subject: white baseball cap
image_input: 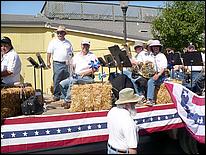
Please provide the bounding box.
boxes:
[81,39,90,45]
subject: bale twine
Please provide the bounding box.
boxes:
[69,82,112,112]
[1,85,35,118]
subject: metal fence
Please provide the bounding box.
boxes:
[42,1,163,23]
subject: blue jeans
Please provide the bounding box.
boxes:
[53,61,69,99]
[147,75,165,100]
[183,71,204,91]
[59,75,94,102]
[173,71,185,80]
[123,70,143,95]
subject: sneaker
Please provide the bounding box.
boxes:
[144,99,155,107]
[63,102,71,109]
[61,100,71,109]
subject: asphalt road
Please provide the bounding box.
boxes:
[91,132,186,154]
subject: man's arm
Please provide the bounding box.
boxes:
[79,68,97,77]
[47,53,52,68]
[128,148,137,154]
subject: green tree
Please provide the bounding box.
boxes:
[151,1,205,52]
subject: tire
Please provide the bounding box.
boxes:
[177,128,198,154]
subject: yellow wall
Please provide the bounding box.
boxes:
[1,27,135,94]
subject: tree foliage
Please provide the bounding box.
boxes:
[151,1,205,52]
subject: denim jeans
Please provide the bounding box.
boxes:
[53,61,69,99]
[147,75,165,100]
[59,75,94,103]
[123,70,143,95]
[173,71,185,80]
[183,71,204,92]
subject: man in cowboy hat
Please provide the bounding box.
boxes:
[107,88,143,154]
[122,42,145,95]
[47,25,74,102]
[145,40,168,106]
[133,41,144,59]
[130,40,155,97]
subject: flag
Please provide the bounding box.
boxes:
[1,104,184,153]
[164,81,205,144]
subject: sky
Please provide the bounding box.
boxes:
[1,1,165,15]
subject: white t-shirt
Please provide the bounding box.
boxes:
[153,52,168,72]
[72,51,98,74]
[107,107,139,150]
[136,50,154,63]
[1,49,21,84]
[136,51,167,73]
[47,38,73,62]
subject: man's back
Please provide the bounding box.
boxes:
[107,107,138,150]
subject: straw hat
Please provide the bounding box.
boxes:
[146,40,153,46]
[134,41,143,49]
[56,25,67,32]
[115,88,143,105]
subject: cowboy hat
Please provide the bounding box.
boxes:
[146,40,153,46]
[134,41,143,49]
[115,88,143,105]
[56,25,67,32]
[149,40,162,47]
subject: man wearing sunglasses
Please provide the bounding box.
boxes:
[47,25,73,102]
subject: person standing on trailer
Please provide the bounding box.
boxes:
[47,25,73,102]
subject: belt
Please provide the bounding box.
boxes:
[53,61,66,64]
[108,143,127,153]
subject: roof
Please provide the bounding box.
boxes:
[1,13,153,41]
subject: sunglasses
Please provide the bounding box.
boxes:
[57,31,65,34]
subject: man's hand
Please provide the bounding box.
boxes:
[47,53,52,69]
[153,73,159,81]
[130,58,138,66]
[47,62,51,69]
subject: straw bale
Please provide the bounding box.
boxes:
[155,83,172,104]
[171,79,183,84]
[155,79,182,104]
[69,82,112,112]
[1,86,35,118]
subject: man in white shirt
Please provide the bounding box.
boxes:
[59,39,100,108]
[145,40,168,106]
[123,42,145,95]
[107,88,142,154]
[47,25,73,101]
[1,37,21,85]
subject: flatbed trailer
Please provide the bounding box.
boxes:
[1,103,185,154]
[1,80,205,154]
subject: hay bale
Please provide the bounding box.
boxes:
[171,79,183,84]
[69,82,112,112]
[155,83,173,104]
[1,85,35,118]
